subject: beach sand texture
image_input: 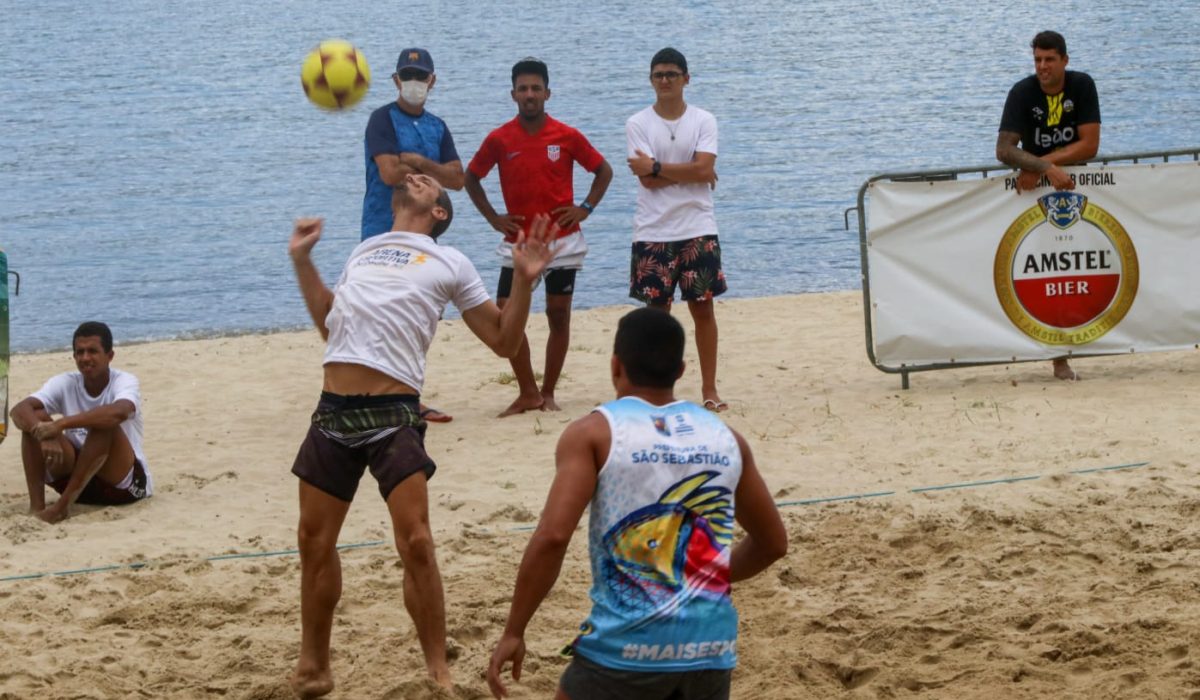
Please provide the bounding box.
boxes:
[1,292,1197,699]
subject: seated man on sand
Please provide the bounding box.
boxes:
[287,173,557,696]
[10,321,152,523]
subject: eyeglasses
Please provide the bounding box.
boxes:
[396,69,431,81]
[651,71,684,82]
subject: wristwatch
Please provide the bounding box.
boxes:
[579,201,594,214]
[651,160,662,177]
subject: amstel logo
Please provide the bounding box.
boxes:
[994,192,1138,345]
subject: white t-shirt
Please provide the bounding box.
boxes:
[625,105,719,243]
[324,231,491,391]
[31,367,153,494]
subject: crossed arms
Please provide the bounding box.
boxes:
[995,123,1100,192]
[375,152,465,191]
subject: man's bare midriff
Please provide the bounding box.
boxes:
[323,362,418,396]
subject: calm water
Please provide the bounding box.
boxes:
[1,1,1197,351]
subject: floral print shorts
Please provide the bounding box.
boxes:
[629,235,727,303]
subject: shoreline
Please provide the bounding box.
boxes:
[4,287,867,356]
[2,291,1198,698]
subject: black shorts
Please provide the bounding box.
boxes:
[497,266,577,299]
[50,457,150,506]
[560,653,731,700]
[291,392,436,502]
[629,236,727,304]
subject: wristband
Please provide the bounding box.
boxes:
[651,160,662,178]
[579,201,594,214]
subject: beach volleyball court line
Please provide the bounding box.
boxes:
[775,491,895,507]
[910,475,1042,493]
[0,540,387,582]
[0,460,1150,583]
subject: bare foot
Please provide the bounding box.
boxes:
[289,666,334,699]
[429,666,453,691]
[498,394,544,418]
[540,393,562,411]
[1052,358,1079,381]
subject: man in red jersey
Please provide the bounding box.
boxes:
[466,57,613,416]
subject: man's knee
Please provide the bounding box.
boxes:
[545,305,571,334]
[297,515,339,554]
[394,525,436,567]
[688,298,716,321]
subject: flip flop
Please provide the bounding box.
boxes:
[703,399,729,413]
[419,405,453,423]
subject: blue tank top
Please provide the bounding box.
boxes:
[572,396,742,672]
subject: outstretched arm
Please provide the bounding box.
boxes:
[487,413,607,698]
[289,218,334,340]
[461,214,557,357]
[728,429,789,583]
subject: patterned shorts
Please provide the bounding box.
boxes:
[629,235,727,304]
[291,392,436,502]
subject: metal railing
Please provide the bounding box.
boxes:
[852,147,1200,389]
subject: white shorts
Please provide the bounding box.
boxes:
[496,230,588,271]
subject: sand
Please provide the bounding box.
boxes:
[1,292,1198,699]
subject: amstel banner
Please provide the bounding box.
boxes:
[866,161,1200,367]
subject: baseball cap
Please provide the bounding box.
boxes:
[396,48,435,74]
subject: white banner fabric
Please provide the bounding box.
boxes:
[866,161,1200,367]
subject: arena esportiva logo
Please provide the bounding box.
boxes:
[994,192,1138,345]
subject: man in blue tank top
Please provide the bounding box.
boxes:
[487,307,788,699]
[362,48,465,241]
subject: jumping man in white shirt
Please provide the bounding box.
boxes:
[287,173,557,697]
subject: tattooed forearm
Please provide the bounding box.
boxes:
[995,132,1048,172]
